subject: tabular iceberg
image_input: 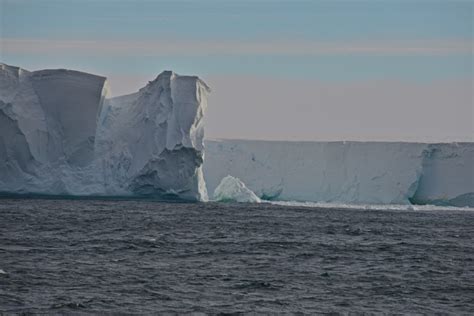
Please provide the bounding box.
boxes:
[0,63,210,201]
[203,140,474,207]
[2,62,472,206]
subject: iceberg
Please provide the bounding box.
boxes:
[213,175,261,203]
[0,63,210,201]
[2,62,472,206]
[203,140,474,207]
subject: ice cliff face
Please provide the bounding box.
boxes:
[411,143,474,207]
[96,71,209,200]
[203,140,474,207]
[0,63,210,200]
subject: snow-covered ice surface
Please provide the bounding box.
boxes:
[203,139,474,207]
[213,175,261,203]
[0,63,210,201]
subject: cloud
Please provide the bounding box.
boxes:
[2,38,472,57]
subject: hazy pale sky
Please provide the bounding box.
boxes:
[1,0,472,141]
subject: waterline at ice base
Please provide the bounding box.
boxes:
[1,64,473,208]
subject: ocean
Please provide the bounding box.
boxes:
[0,198,473,314]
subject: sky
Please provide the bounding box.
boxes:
[1,0,473,142]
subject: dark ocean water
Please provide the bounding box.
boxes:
[0,199,473,314]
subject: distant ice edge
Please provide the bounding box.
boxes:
[203,140,474,208]
[0,63,210,201]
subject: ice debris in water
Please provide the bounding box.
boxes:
[213,175,261,203]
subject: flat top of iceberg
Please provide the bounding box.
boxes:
[206,138,473,146]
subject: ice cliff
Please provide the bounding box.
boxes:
[0,63,210,200]
[203,140,474,207]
